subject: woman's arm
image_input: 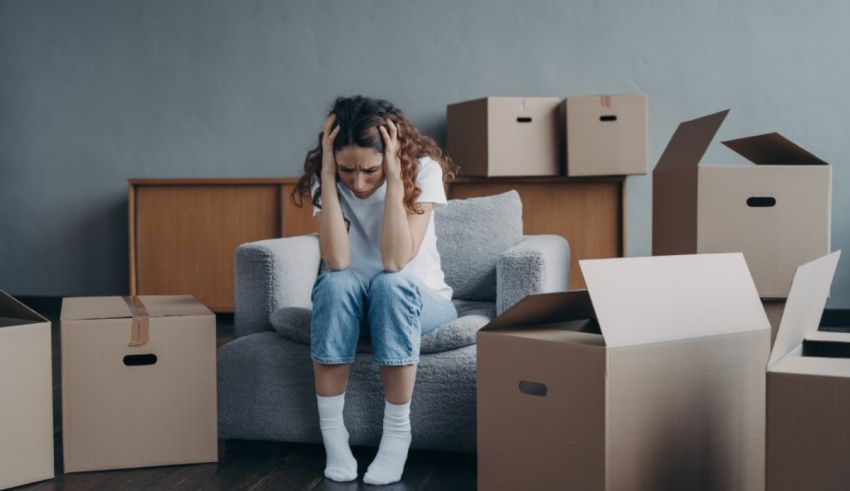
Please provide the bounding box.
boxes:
[379,119,433,272]
[381,176,433,271]
[317,114,351,270]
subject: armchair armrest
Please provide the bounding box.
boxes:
[496,235,570,315]
[234,235,320,338]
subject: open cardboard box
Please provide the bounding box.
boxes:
[477,253,769,490]
[61,295,218,473]
[766,250,848,491]
[653,109,831,299]
[0,291,54,490]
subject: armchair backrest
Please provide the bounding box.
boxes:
[434,190,523,301]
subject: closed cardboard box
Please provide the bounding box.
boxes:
[477,253,769,490]
[563,93,647,176]
[0,291,54,490]
[61,295,217,473]
[447,96,560,177]
[653,109,831,299]
[766,251,848,491]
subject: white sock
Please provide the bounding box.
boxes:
[317,393,358,482]
[364,400,412,485]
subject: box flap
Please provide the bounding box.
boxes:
[579,253,768,348]
[480,290,596,331]
[654,110,728,171]
[61,295,212,321]
[139,295,213,317]
[0,290,48,323]
[722,132,827,166]
[768,251,840,369]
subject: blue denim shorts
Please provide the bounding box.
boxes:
[310,269,458,365]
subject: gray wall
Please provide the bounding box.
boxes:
[2,0,848,307]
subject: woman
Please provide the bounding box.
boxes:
[292,96,458,485]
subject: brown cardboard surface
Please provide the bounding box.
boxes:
[564,93,647,176]
[654,109,728,171]
[477,325,606,491]
[722,132,827,166]
[652,166,699,256]
[447,96,560,177]
[477,254,768,490]
[606,330,767,490]
[766,251,847,491]
[61,295,217,473]
[767,372,850,491]
[762,299,785,347]
[62,294,213,320]
[484,290,597,331]
[768,251,840,368]
[0,291,54,490]
[652,110,832,299]
[697,165,831,299]
[580,253,768,347]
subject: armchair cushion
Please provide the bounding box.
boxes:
[434,190,523,301]
[270,300,495,354]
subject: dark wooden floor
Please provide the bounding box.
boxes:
[13,297,477,491]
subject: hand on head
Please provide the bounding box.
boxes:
[379,117,402,180]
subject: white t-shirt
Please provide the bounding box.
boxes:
[312,156,453,301]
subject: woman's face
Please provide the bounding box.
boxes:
[334,145,385,199]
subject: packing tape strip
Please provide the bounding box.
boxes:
[122,295,150,347]
[600,95,612,108]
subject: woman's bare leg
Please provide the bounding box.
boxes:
[379,364,417,404]
[313,362,352,396]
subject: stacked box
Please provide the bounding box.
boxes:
[447,94,647,177]
[563,93,647,176]
[447,97,561,177]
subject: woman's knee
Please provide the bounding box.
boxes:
[369,271,416,297]
[312,269,363,299]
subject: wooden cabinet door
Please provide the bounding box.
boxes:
[134,185,280,312]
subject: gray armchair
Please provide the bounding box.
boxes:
[218,190,569,452]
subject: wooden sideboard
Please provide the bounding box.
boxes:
[129,176,625,312]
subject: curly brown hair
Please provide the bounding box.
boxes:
[291,96,458,215]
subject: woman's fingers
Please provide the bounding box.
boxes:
[386,118,398,140]
[323,113,336,133]
[378,124,390,146]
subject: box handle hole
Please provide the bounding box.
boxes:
[516,117,532,123]
[123,354,158,366]
[600,115,618,122]
[518,380,547,397]
[747,197,776,207]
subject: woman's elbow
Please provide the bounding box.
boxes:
[381,256,410,272]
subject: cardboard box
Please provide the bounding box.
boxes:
[447,96,560,176]
[563,93,647,176]
[0,291,54,490]
[766,251,848,491]
[652,109,831,299]
[477,253,769,490]
[61,295,217,473]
